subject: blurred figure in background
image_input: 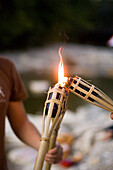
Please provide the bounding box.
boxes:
[0,56,63,170]
[107,35,113,47]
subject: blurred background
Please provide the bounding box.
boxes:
[0,0,113,50]
[1,0,113,169]
[0,0,113,114]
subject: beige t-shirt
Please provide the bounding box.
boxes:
[0,56,28,170]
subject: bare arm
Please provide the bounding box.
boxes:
[7,101,41,150]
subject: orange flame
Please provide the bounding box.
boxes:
[58,47,67,87]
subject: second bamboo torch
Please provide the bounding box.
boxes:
[69,76,113,112]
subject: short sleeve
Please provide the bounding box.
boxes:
[9,61,28,101]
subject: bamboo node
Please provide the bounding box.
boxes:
[40,137,50,143]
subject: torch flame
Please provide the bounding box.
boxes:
[58,47,67,87]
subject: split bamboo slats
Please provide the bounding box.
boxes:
[69,76,113,112]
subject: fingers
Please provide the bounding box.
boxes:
[45,143,63,164]
[110,112,113,120]
[45,155,61,164]
[48,143,61,155]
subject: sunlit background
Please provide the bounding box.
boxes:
[1,0,113,170]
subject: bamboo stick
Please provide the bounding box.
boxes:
[45,127,59,170]
[34,140,49,170]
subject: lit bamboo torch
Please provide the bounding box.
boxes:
[69,76,113,112]
[34,47,69,170]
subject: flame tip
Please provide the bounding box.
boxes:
[58,47,67,87]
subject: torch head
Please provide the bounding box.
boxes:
[68,76,113,112]
[44,85,69,118]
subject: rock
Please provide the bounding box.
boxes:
[2,44,113,77]
[7,147,37,170]
[74,129,96,155]
[28,80,49,94]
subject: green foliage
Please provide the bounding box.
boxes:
[0,0,113,50]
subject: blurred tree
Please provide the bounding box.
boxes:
[0,0,113,50]
[79,0,113,45]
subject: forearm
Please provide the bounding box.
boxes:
[15,120,41,150]
[7,102,41,150]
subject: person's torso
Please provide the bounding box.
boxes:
[0,57,13,170]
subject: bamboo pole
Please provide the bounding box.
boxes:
[45,127,58,170]
[34,140,49,170]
